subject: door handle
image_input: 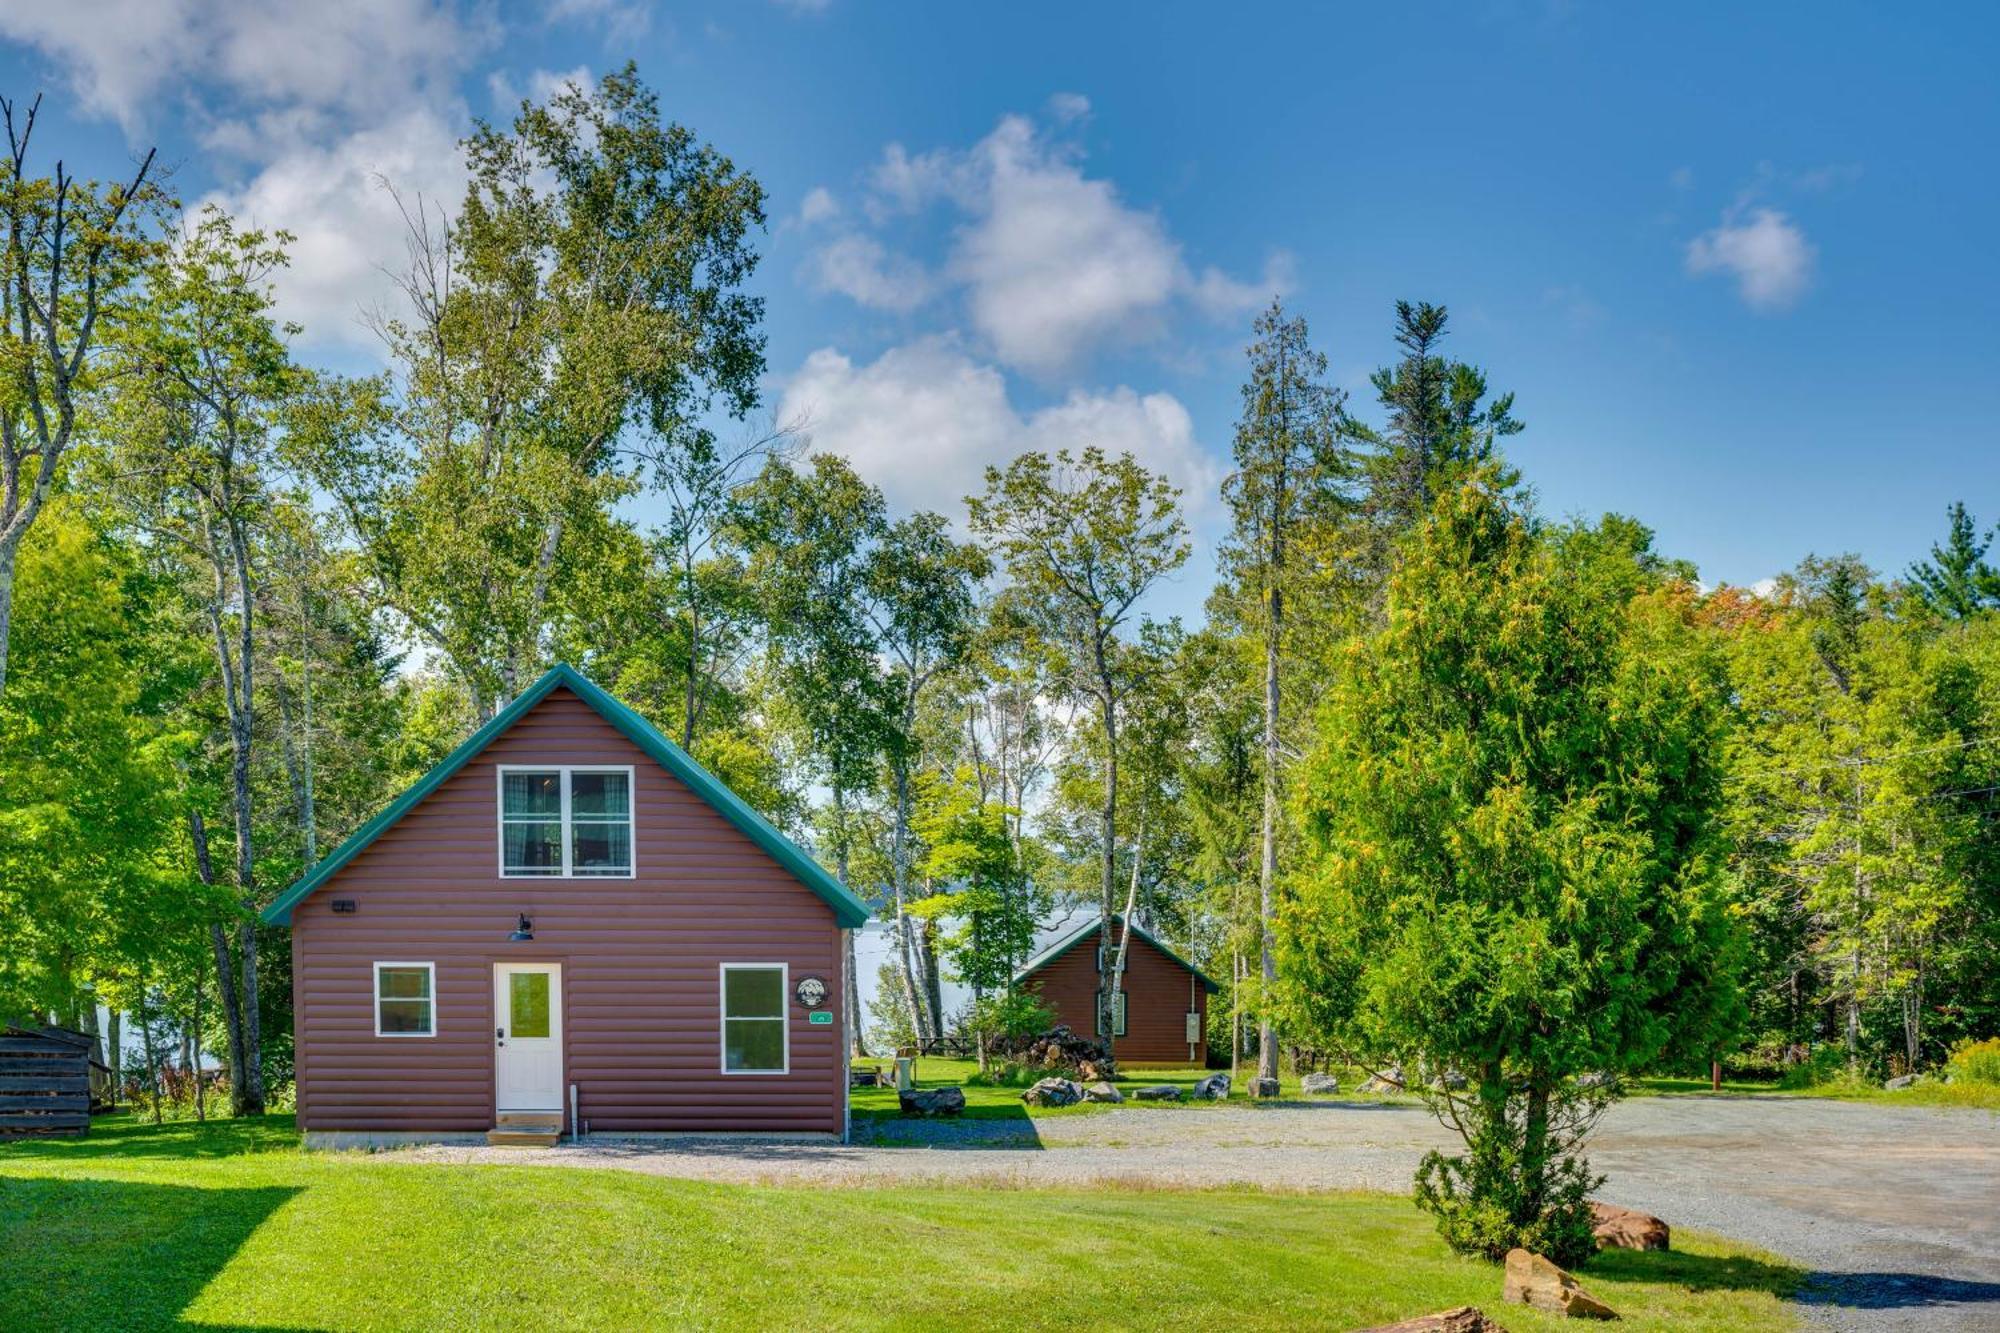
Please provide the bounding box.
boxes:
[496,1026,506,1046]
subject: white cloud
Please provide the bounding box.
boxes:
[805,235,934,312]
[544,0,651,42]
[1686,207,1815,312]
[853,111,1284,376]
[0,0,475,135]
[1047,91,1092,124]
[776,339,1220,523]
[1,0,497,353]
[797,186,841,227]
[202,106,469,351]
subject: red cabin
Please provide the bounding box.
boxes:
[1015,916,1219,1066]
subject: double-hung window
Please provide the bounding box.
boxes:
[720,964,788,1074]
[499,766,634,877]
[374,962,435,1037]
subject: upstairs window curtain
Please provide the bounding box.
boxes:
[501,769,632,877]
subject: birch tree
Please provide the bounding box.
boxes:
[0,94,160,700]
[970,447,1188,1041]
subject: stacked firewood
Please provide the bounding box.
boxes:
[990,1025,1117,1081]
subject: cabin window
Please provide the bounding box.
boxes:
[720,963,788,1074]
[374,962,435,1037]
[498,766,634,877]
[1096,990,1128,1039]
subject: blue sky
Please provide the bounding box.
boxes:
[3,1,1996,612]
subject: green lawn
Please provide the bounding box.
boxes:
[0,1114,1803,1331]
[849,1057,1416,1120]
[1632,1074,2000,1111]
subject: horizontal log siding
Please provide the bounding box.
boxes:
[291,688,843,1135]
[1024,925,1208,1065]
[0,1036,91,1136]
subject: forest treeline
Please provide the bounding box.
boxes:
[2,70,1995,1120]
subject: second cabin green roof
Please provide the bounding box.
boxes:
[260,663,872,929]
[1014,914,1220,993]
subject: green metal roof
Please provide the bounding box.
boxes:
[1013,914,1220,993]
[260,663,872,929]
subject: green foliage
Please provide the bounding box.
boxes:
[0,504,188,1019]
[1947,1036,2000,1085]
[1906,502,2000,620]
[908,770,1045,997]
[1280,472,1743,1262]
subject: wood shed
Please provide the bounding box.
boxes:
[0,1024,101,1137]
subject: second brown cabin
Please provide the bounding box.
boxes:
[1015,915,1220,1066]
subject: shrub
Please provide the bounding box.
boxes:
[1947,1038,2000,1085]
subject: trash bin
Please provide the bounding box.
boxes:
[895,1056,915,1092]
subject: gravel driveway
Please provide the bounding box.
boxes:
[393,1095,1998,1331]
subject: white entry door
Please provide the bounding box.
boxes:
[494,962,563,1111]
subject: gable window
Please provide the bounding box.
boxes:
[499,766,633,877]
[375,962,435,1037]
[720,964,788,1074]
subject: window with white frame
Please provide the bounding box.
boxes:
[720,964,787,1073]
[374,962,435,1037]
[499,766,633,877]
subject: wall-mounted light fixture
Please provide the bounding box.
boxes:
[509,913,534,942]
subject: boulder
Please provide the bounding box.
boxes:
[1503,1249,1618,1320]
[1192,1073,1232,1100]
[1574,1071,1619,1093]
[1434,1069,1468,1091]
[1360,1064,1406,1093]
[1589,1202,1669,1252]
[898,1086,965,1118]
[1883,1073,1917,1091]
[1301,1072,1342,1096]
[1354,1307,1509,1333]
[1134,1084,1182,1101]
[1082,1080,1124,1104]
[1250,1075,1281,1099]
[1022,1076,1083,1108]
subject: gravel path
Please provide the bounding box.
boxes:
[391,1095,1999,1331]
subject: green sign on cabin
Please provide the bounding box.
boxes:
[808,1011,834,1026]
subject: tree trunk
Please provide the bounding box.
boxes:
[139,983,162,1126]
[919,916,944,1039]
[1520,1080,1553,1219]
[1096,681,1120,1041]
[79,994,104,1067]
[843,928,867,1059]
[0,535,15,700]
[1230,948,1243,1082]
[1903,972,1923,1070]
[1258,573,1282,1086]
[193,950,207,1123]
[887,767,928,1044]
[1106,804,1145,1051]
[107,1009,122,1104]
[193,810,251,1114]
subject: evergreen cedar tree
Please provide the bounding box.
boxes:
[1278,469,1744,1264]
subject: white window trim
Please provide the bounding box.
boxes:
[496,764,637,879]
[373,961,437,1039]
[719,962,789,1076]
